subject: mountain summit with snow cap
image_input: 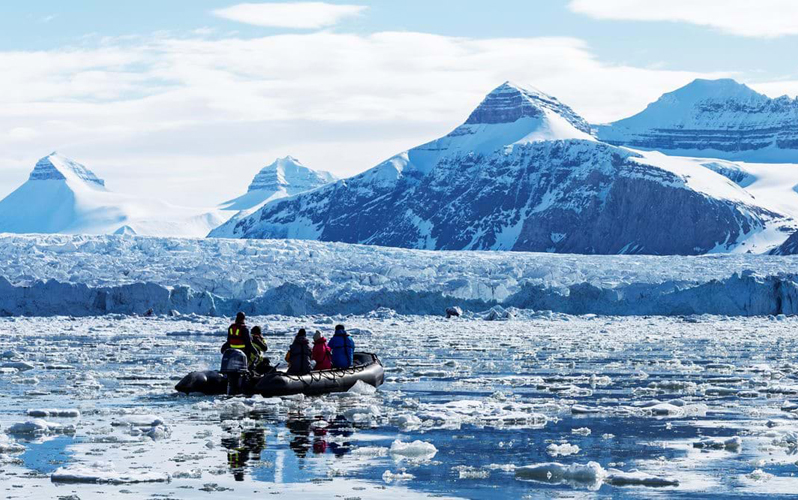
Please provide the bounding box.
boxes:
[0,153,225,236]
[597,78,798,161]
[219,156,336,213]
[211,81,787,255]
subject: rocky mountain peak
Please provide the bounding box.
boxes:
[28,153,106,188]
[464,81,591,134]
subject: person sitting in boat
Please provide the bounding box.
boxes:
[329,324,355,369]
[250,326,273,374]
[285,328,312,375]
[221,312,257,361]
[312,330,333,370]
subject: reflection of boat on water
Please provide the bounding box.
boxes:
[222,428,266,481]
[175,352,384,397]
[219,415,355,481]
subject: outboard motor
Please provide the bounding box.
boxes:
[220,349,249,396]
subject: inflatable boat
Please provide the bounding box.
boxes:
[175,352,384,397]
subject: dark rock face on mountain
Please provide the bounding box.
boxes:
[211,82,784,255]
[771,231,798,255]
[596,79,798,162]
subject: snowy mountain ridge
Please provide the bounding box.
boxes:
[219,156,336,213]
[596,78,798,161]
[28,153,106,186]
[0,153,226,237]
[211,81,790,255]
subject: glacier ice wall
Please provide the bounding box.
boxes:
[1,234,797,317]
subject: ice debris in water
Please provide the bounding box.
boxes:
[51,461,171,484]
[6,419,76,436]
[515,461,605,490]
[571,427,591,436]
[389,440,438,460]
[516,462,679,489]
[27,409,80,418]
[382,470,414,483]
[0,434,25,453]
[693,436,742,451]
[453,465,490,479]
[347,380,377,396]
[1,361,35,372]
[547,443,580,457]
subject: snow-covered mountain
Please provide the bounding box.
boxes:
[0,153,225,237]
[219,156,336,213]
[210,81,788,255]
[596,79,798,162]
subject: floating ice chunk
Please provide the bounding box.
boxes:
[382,470,414,483]
[547,443,580,457]
[453,465,489,479]
[51,461,170,484]
[1,361,35,372]
[343,405,381,421]
[515,461,605,489]
[693,436,742,451]
[605,469,680,487]
[347,380,377,396]
[113,414,164,427]
[27,409,80,418]
[173,469,202,479]
[351,446,389,457]
[6,419,75,436]
[392,414,422,429]
[390,439,438,460]
[571,405,600,414]
[0,434,25,453]
[746,469,773,482]
[572,427,591,436]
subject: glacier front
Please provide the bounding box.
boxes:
[1,234,798,317]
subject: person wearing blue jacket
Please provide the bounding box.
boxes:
[328,324,355,368]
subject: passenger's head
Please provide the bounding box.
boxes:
[251,325,262,337]
[297,328,307,337]
[313,330,323,342]
[235,311,246,323]
[335,324,345,333]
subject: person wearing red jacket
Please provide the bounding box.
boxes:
[311,330,333,370]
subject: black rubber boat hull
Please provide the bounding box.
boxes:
[175,352,384,397]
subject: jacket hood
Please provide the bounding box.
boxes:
[314,337,327,344]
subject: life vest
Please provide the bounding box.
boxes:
[228,325,246,349]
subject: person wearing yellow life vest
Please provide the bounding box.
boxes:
[221,312,256,362]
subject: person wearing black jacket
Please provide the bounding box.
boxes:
[221,312,256,361]
[285,328,312,375]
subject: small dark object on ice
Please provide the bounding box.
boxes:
[144,308,154,317]
[446,306,462,318]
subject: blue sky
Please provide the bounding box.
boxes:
[1,1,796,206]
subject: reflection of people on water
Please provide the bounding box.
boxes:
[285,415,354,459]
[222,428,266,481]
[287,418,312,459]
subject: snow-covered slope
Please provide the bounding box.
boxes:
[2,234,798,316]
[212,81,787,255]
[0,153,225,237]
[596,79,798,162]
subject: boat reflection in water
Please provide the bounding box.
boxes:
[222,428,266,481]
[221,414,355,481]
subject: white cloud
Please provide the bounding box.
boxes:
[212,2,367,29]
[0,30,793,206]
[569,0,798,38]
